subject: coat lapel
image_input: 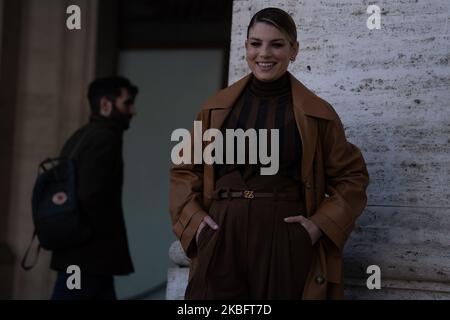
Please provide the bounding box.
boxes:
[290,74,319,184]
[201,74,252,111]
[209,109,231,130]
[203,109,232,207]
[291,76,336,176]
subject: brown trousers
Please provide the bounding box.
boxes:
[185,171,313,300]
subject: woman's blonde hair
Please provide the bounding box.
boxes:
[247,7,297,45]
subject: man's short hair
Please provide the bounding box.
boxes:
[87,76,138,115]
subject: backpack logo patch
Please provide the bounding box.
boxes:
[52,192,68,205]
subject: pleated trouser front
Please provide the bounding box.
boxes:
[185,171,313,300]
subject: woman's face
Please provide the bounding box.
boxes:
[246,22,299,82]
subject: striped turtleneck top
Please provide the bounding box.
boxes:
[216,72,302,180]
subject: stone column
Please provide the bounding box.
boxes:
[166,241,190,300]
[0,0,25,299]
[0,0,98,299]
[0,0,3,71]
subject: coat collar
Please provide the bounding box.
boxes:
[201,71,335,121]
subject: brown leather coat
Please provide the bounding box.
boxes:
[169,72,369,299]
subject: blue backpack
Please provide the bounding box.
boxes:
[21,130,93,270]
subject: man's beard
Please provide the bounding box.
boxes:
[110,105,132,130]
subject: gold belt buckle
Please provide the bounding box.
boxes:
[243,190,255,199]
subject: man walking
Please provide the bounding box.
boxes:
[50,76,138,300]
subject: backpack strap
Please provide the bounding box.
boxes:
[21,230,41,271]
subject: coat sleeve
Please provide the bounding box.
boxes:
[169,111,208,259]
[309,111,369,251]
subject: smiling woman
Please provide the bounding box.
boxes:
[245,8,298,82]
[169,7,369,300]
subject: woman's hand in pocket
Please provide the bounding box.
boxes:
[284,215,322,245]
[196,215,219,244]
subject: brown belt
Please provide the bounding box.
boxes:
[212,188,301,200]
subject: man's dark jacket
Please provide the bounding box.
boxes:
[50,115,134,275]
